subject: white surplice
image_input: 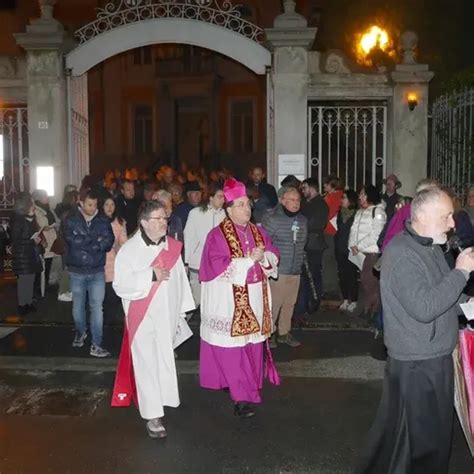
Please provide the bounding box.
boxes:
[113,233,195,420]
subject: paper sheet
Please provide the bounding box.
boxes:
[329,215,338,231]
[348,251,365,271]
[460,303,474,321]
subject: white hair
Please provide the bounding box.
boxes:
[411,186,447,222]
[154,189,171,201]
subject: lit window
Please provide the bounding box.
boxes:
[0,135,4,180]
[230,100,254,153]
[36,166,55,197]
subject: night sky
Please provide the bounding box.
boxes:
[307,0,474,94]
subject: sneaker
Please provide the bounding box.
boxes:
[146,418,167,439]
[277,332,301,348]
[72,331,87,348]
[58,292,72,302]
[339,299,349,311]
[347,302,358,313]
[90,344,111,358]
[269,333,277,349]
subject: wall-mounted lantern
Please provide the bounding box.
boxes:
[407,92,418,111]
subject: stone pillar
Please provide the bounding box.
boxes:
[390,31,434,196]
[265,0,317,186]
[15,0,69,204]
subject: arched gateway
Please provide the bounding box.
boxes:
[62,0,271,185]
[66,0,271,76]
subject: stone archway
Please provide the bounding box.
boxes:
[64,0,271,186]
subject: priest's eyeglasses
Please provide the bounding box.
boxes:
[148,216,169,222]
[232,201,253,209]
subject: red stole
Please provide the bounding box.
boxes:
[111,237,182,408]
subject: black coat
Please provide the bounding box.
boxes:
[300,195,329,251]
[246,181,278,208]
[115,195,141,236]
[334,210,356,256]
[10,214,43,275]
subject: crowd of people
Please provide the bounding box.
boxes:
[8,167,474,344]
[7,164,474,468]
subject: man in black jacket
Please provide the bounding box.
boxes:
[294,178,329,318]
[246,167,278,208]
[63,189,114,357]
[116,180,141,235]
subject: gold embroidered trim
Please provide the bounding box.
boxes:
[220,218,272,337]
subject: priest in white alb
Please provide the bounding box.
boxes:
[112,200,194,438]
[199,178,280,418]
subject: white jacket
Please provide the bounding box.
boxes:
[184,205,225,270]
[348,204,386,254]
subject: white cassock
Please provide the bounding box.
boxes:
[113,232,195,420]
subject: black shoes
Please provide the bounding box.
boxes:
[17,304,37,316]
[234,402,255,418]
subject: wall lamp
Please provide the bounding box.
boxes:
[407,92,418,111]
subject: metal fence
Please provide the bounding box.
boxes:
[308,102,387,192]
[430,88,474,200]
[0,107,29,211]
[0,106,28,274]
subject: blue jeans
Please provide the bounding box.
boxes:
[70,271,105,347]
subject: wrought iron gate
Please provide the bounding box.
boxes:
[308,102,387,191]
[0,107,29,211]
[430,88,474,200]
[0,107,28,273]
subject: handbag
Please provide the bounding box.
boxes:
[50,235,65,255]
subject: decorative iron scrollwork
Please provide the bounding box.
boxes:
[77,0,263,45]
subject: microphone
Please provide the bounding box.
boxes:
[449,235,465,255]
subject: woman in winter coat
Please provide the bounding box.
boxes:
[32,189,59,292]
[349,184,386,317]
[10,192,44,315]
[334,189,359,313]
[102,196,127,324]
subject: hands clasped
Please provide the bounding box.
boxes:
[249,246,265,263]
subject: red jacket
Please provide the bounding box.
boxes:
[324,190,343,236]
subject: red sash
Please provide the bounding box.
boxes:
[111,237,182,408]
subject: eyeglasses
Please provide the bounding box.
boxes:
[232,202,253,209]
[148,216,169,222]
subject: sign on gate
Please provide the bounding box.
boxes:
[308,102,387,191]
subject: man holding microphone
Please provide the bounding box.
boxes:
[355,185,474,473]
